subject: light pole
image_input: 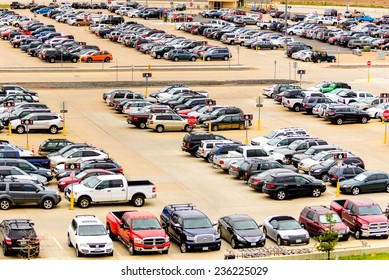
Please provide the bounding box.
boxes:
[346,0,349,12]
[283,0,288,51]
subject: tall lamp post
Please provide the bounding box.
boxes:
[283,0,288,50]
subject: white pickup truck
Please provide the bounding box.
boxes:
[65,174,156,208]
[212,146,284,170]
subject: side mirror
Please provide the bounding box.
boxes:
[95,186,101,190]
[119,223,123,229]
[173,223,181,228]
[258,224,263,228]
[35,188,39,193]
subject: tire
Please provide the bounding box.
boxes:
[16,125,25,134]
[3,243,9,256]
[129,241,137,255]
[108,251,114,256]
[156,54,161,59]
[312,187,322,197]
[321,174,329,182]
[41,198,54,209]
[49,125,58,134]
[76,246,83,257]
[276,190,286,200]
[162,249,169,254]
[145,16,149,20]
[139,122,146,129]
[206,56,211,61]
[156,125,164,133]
[67,234,73,247]
[106,224,117,240]
[231,237,238,249]
[212,125,218,131]
[293,104,301,112]
[277,236,283,246]
[184,125,192,132]
[381,235,388,239]
[49,57,55,63]
[351,186,360,195]
[86,57,92,63]
[273,46,277,50]
[361,117,368,124]
[180,241,187,253]
[239,123,245,130]
[77,196,91,208]
[132,195,145,207]
[316,59,321,63]
[385,185,389,193]
[354,227,362,239]
[190,56,196,61]
[71,57,78,63]
[173,56,179,62]
[331,58,336,63]
[229,41,234,45]
[336,118,343,125]
[223,56,229,61]
[104,57,110,63]
[284,156,292,165]
[0,199,11,210]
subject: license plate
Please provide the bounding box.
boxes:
[20,241,27,245]
[202,247,208,251]
[296,239,301,243]
[93,249,103,252]
[338,234,343,237]
[251,243,256,246]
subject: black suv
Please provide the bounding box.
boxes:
[239,159,285,181]
[160,204,221,253]
[197,106,243,124]
[327,165,365,186]
[324,106,370,125]
[0,219,39,257]
[263,173,326,200]
[40,48,80,63]
[181,132,228,156]
[38,138,75,155]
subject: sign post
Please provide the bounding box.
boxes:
[21,119,33,150]
[256,96,264,131]
[367,60,371,83]
[65,162,81,210]
[333,152,347,197]
[142,72,152,97]
[383,110,389,144]
[59,101,68,136]
[236,45,240,66]
[242,114,253,144]
[205,100,216,132]
[297,69,306,87]
[4,101,14,136]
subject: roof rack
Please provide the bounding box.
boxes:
[169,203,195,212]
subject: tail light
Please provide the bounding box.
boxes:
[287,100,290,104]
[220,160,224,164]
[244,171,248,177]
[40,147,45,150]
[5,238,12,245]
[117,167,123,173]
[332,174,338,179]
[233,167,237,171]
[150,120,154,124]
[185,143,190,148]
[266,183,275,189]
[252,179,261,183]
[305,103,308,107]
[152,187,156,193]
[34,237,40,243]
[60,120,64,122]
[342,99,346,103]
[116,105,120,108]
[201,150,204,155]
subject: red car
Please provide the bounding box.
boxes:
[177,105,205,119]
[57,169,114,191]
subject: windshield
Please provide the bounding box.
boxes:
[312,152,326,161]
[233,219,258,230]
[78,225,106,236]
[287,141,300,150]
[267,137,282,146]
[319,214,342,224]
[305,148,316,155]
[183,217,213,229]
[278,219,301,230]
[132,218,162,230]
[264,131,277,139]
[139,106,150,113]
[358,205,383,216]
[82,177,101,189]
[75,171,88,179]
[322,158,335,167]
[62,149,76,157]
[353,173,368,182]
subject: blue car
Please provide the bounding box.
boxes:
[35,7,52,15]
[356,15,375,22]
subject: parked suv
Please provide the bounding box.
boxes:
[261,135,312,153]
[198,106,243,124]
[49,147,109,168]
[239,158,286,181]
[0,159,53,181]
[67,215,113,257]
[324,106,370,125]
[203,47,232,61]
[0,219,40,257]
[251,127,309,146]
[181,132,228,156]
[10,112,64,134]
[0,178,61,210]
[147,113,192,133]
[291,145,339,167]
[40,48,80,63]
[38,138,75,155]
[327,164,365,186]
[299,206,350,240]
[107,91,144,107]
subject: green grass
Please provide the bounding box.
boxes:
[279,1,386,8]
[338,253,389,260]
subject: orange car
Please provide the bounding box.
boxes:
[81,50,113,63]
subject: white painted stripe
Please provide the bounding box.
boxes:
[116,250,122,257]
[53,237,63,250]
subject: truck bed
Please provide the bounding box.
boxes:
[127,180,153,186]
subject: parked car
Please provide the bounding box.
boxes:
[81,50,113,63]
[10,112,64,134]
[38,138,75,155]
[164,49,198,61]
[324,106,370,125]
[202,114,249,131]
[57,169,114,191]
[248,168,296,192]
[262,215,310,246]
[146,113,193,133]
[339,171,389,195]
[217,214,266,249]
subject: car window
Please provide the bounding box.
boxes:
[295,176,309,184]
[110,179,123,188]
[306,211,315,220]
[376,174,388,180]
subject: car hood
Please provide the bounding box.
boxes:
[358,215,388,224]
[132,229,167,239]
[278,228,308,237]
[184,227,217,236]
[273,148,294,155]
[235,228,264,240]
[77,235,112,244]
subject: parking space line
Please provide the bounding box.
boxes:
[53,237,63,250]
[116,251,122,257]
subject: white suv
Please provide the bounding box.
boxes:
[67,215,113,257]
[10,112,64,134]
[251,127,309,146]
[49,147,109,168]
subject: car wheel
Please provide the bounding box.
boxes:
[71,57,78,63]
[49,125,58,134]
[239,123,245,130]
[316,59,321,63]
[106,224,117,240]
[277,236,283,246]
[180,241,187,253]
[129,241,137,255]
[156,125,164,133]
[385,185,389,193]
[231,237,238,249]
[276,190,286,200]
[184,125,192,132]
[49,57,55,63]
[206,56,211,61]
[67,234,73,247]
[76,246,83,257]
[273,46,277,50]
[41,198,54,209]
[145,16,149,20]
[77,23,80,27]
[77,196,91,208]
[156,54,161,59]
[104,57,110,63]
[0,199,11,210]
[16,125,25,134]
[293,104,301,112]
[212,125,218,131]
[132,195,145,207]
[331,58,336,63]
[223,56,229,61]
[336,118,343,125]
[191,56,196,61]
[351,186,360,195]
[354,227,362,239]
[312,187,322,197]
[321,174,329,181]
[361,117,368,124]
[139,122,146,129]
[86,57,92,63]
[173,56,179,62]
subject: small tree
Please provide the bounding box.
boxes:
[314,212,339,260]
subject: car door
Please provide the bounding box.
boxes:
[35,115,51,130]
[283,176,298,196]
[92,179,111,202]
[221,116,232,130]
[294,175,312,195]
[109,179,126,201]
[169,214,182,242]
[171,114,184,130]
[22,183,42,203]
[304,210,318,235]
[231,115,241,129]
[8,183,26,204]
[268,219,279,241]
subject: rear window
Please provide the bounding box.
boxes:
[9,228,37,239]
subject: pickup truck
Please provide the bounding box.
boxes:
[106,210,170,255]
[127,105,174,129]
[212,145,283,170]
[160,204,221,253]
[330,198,388,239]
[256,21,272,29]
[0,151,50,169]
[64,174,156,208]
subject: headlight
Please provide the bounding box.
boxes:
[362,224,369,230]
[79,243,87,247]
[305,233,309,238]
[280,234,289,239]
[215,232,220,239]
[134,238,143,244]
[313,169,321,173]
[107,241,113,247]
[165,236,170,242]
[186,236,195,241]
[56,191,60,195]
[236,235,245,242]
[46,171,52,176]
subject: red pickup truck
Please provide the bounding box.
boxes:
[330,198,388,239]
[106,210,170,255]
